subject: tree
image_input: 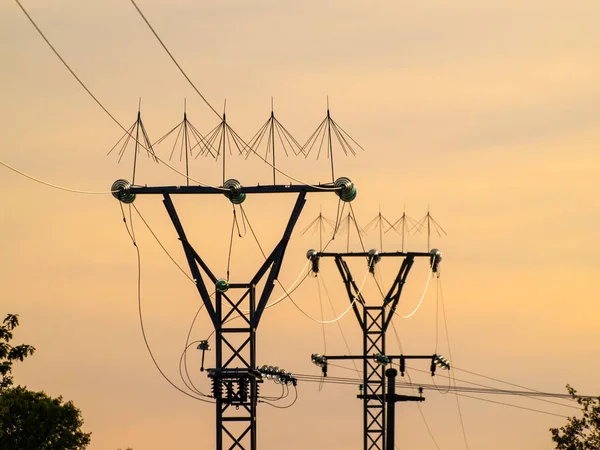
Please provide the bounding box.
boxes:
[0,314,35,391]
[0,386,91,449]
[0,314,91,449]
[550,385,600,450]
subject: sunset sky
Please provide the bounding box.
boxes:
[1,1,599,449]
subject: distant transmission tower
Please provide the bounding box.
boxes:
[308,248,449,450]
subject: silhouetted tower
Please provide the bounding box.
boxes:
[111,176,357,450]
[308,248,445,450]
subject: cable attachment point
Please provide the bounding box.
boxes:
[223,179,246,204]
[215,278,230,293]
[111,179,136,204]
[311,353,328,377]
[431,354,451,376]
[374,353,391,366]
[334,177,357,202]
[367,249,381,273]
[429,248,443,273]
[258,365,297,386]
[306,249,320,274]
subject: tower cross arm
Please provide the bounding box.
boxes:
[129,183,338,195]
[317,251,431,258]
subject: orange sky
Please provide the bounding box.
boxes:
[1,1,599,449]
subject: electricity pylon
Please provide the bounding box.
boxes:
[111,177,357,450]
[308,249,445,450]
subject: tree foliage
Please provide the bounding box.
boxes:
[0,314,35,391]
[550,385,600,450]
[0,314,91,449]
[0,386,91,450]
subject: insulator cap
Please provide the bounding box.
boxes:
[334,177,357,202]
[215,278,229,293]
[306,249,318,261]
[368,249,381,263]
[430,248,442,261]
[223,179,246,204]
[430,248,443,273]
[197,340,211,351]
[111,179,136,204]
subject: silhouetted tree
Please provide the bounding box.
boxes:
[0,314,91,449]
[550,385,600,449]
[0,314,35,391]
[0,387,91,449]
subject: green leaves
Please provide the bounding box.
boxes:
[0,387,91,450]
[550,385,600,450]
[0,313,90,449]
[0,314,36,392]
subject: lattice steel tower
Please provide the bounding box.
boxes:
[112,177,357,450]
[308,249,443,450]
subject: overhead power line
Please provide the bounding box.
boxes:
[0,158,114,194]
[14,0,227,190]
[118,204,215,403]
[128,0,221,119]
[293,373,578,419]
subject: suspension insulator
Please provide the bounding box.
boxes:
[223,179,246,204]
[215,278,229,293]
[111,179,136,204]
[239,379,249,403]
[211,378,222,399]
[334,177,357,202]
[367,249,380,273]
[225,381,234,401]
[306,249,318,261]
[306,249,320,274]
[368,249,380,262]
[429,248,443,273]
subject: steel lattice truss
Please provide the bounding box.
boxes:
[317,252,431,450]
[163,191,307,450]
[363,306,386,450]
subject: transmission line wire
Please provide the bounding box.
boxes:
[131,204,196,284]
[393,267,433,319]
[438,277,470,449]
[118,204,215,403]
[259,386,299,409]
[128,0,220,118]
[455,393,569,419]
[298,374,572,419]
[320,271,361,374]
[404,368,442,450]
[14,0,228,190]
[317,274,328,354]
[389,314,441,449]
[0,158,115,194]
[294,372,583,398]
[406,364,581,411]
